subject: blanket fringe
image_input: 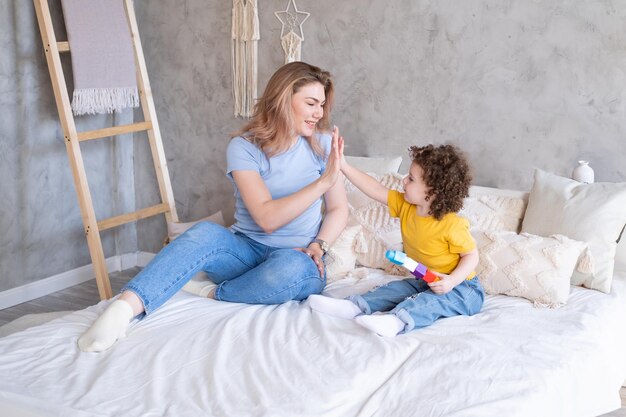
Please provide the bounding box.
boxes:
[72,87,140,116]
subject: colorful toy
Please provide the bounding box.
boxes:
[385,250,439,283]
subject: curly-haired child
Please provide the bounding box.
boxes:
[309,142,484,337]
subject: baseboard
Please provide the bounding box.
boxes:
[0,251,155,310]
[136,251,156,267]
[119,251,155,270]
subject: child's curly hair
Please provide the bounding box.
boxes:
[409,144,472,220]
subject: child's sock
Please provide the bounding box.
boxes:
[78,300,134,352]
[182,275,217,298]
[355,313,405,337]
[308,294,362,319]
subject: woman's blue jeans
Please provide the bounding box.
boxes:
[122,222,326,315]
[347,276,484,333]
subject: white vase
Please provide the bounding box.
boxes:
[572,160,594,183]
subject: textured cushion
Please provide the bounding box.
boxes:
[352,204,404,272]
[167,211,225,241]
[475,231,586,307]
[345,173,405,272]
[344,155,403,175]
[325,225,361,283]
[521,169,626,293]
[460,186,528,233]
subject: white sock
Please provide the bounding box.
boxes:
[355,313,405,337]
[78,300,134,352]
[181,273,217,298]
[308,294,362,319]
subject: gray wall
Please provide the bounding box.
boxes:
[135,0,626,251]
[1,0,625,291]
[1,0,137,292]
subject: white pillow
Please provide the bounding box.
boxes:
[521,169,626,293]
[616,229,626,272]
[460,186,528,233]
[344,155,402,175]
[167,211,225,242]
[475,231,587,307]
[325,225,361,283]
[469,185,528,200]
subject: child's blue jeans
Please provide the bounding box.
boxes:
[347,276,484,333]
[123,221,326,315]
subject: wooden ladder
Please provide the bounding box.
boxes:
[33,0,179,300]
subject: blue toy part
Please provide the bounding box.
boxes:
[385,249,439,283]
[385,250,406,265]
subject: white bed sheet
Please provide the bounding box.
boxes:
[0,270,625,417]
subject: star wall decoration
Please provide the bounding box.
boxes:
[274,0,310,40]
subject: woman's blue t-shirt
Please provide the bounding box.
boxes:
[226,133,331,249]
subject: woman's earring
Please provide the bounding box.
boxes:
[425,195,430,202]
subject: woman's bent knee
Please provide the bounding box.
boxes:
[269,249,322,278]
[182,221,231,243]
[252,250,324,303]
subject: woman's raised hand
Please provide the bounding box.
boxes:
[321,126,343,188]
[337,134,345,165]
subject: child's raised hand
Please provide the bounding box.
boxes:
[427,272,455,295]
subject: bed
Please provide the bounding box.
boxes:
[1,168,625,417]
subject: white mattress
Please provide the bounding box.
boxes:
[0,269,625,417]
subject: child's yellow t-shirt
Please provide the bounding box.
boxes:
[388,190,476,279]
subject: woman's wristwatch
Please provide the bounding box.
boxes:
[311,238,329,254]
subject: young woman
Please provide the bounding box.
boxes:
[79,62,348,352]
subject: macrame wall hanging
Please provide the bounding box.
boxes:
[274,0,310,64]
[231,0,259,118]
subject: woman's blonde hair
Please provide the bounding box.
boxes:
[236,62,334,157]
